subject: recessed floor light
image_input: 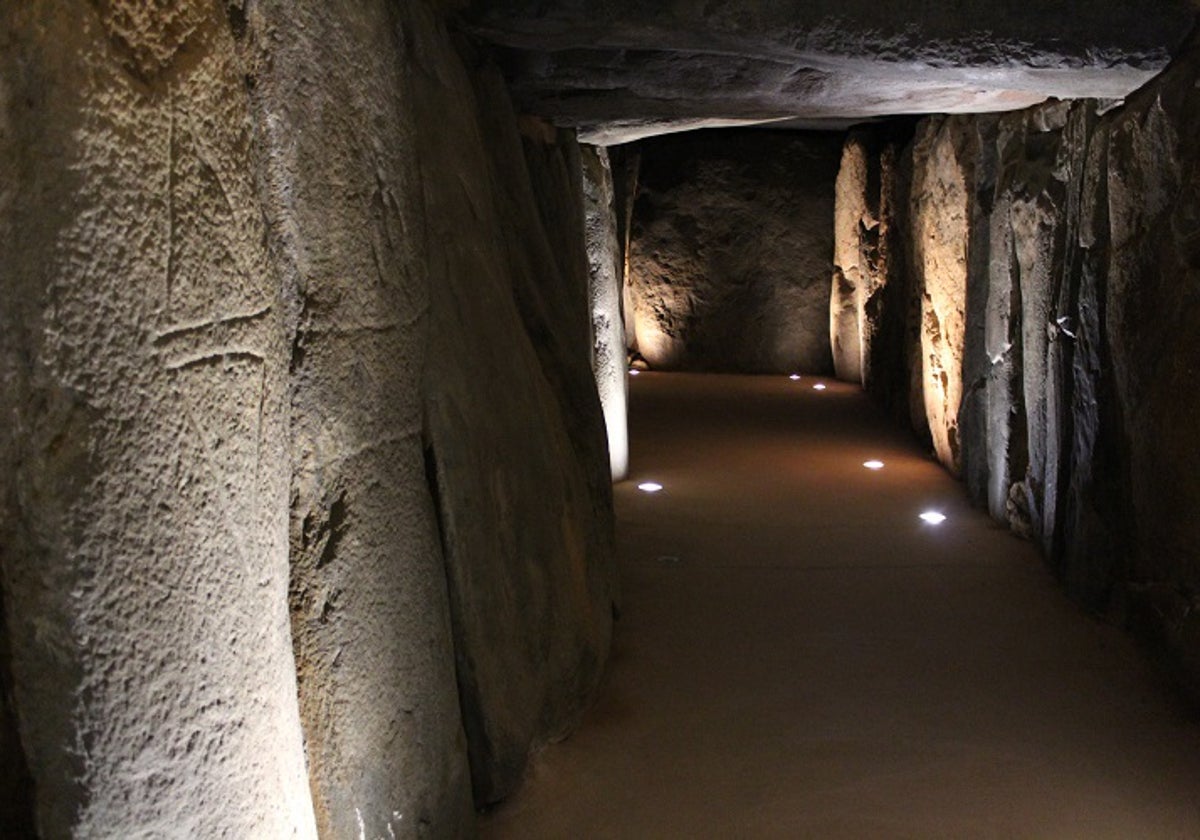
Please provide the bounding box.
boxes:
[637,482,663,493]
[813,383,827,391]
[863,460,885,470]
[789,374,801,381]
[629,369,641,376]
[920,511,947,525]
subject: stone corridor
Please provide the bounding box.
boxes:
[483,373,1200,838]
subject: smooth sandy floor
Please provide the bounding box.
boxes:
[480,373,1200,839]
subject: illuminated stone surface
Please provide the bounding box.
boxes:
[909,115,980,477]
[627,130,840,373]
[831,135,870,383]
[3,0,1200,834]
[0,3,316,835]
[838,30,1200,697]
[246,3,472,835]
[582,145,630,481]
[1,0,616,834]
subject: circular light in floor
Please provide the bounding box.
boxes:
[637,482,664,493]
[629,369,641,376]
[919,511,947,525]
[813,383,827,391]
[789,374,801,381]
[863,460,885,470]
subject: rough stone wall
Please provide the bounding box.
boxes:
[839,30,1200,699]
[1,0,617,832]
[0,3,317,836]
[413,30,617,807]
[1103,39,1200,692]
[628,130,841,373]
[831,126,917,393]
[582,145,630,481]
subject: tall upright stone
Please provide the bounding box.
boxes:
[245,1,475,835]
[0,3,316,835]
[582,145,630,481]
[909,116,975,475]
[832,136,869,382]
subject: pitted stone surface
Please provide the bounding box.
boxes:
[1,1,618,834]
[582,144,630,481]
[0,3,316,836]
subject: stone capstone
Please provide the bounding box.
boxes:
[627,129,841,374]
[467,0,1196,143]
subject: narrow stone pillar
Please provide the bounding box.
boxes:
[582,145,630,481]
[832,136,868,382]
[0,3,316,836]
[909,117,972,475]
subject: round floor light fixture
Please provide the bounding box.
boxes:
[637,482,664,493]
[863,460,885,470]
[919,511,947,525]
[813,383,827,391]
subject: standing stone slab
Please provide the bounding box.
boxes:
[832,135,870,382]
[412,20,617,806]
[909,116,976,475]
[582,145,630,481]
[1103,33,1200,692]
[0,3,316,835]
[245,1,474,835]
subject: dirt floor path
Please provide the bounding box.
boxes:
[480,373,1200,839]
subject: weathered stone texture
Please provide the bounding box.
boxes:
[0,3,317,836]
[909,116,977,476]
[628,130,840,374]
[844,30,1200,699]
[831,135,869,382]
[245,2,474,836]
[413,28,617,806]
[832,126,916,395]
[582,144,630,481]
